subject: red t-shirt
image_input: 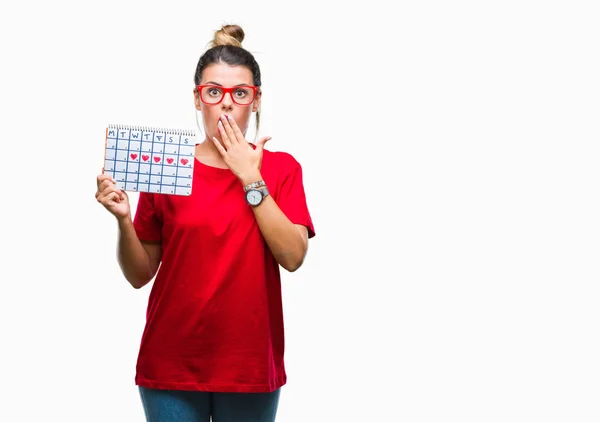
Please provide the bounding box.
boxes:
[132,149,315,393]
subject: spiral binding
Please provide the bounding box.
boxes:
[107,124,195,137]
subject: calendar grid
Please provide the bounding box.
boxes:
[126,128,133,191]
[150,130,157,192]
[160,132,165,193]
[104,125,195,196]
[133,130,140,192]
[176,135,181,183]
[148,130,156,192]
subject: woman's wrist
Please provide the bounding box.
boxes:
[117,214,133,226]
[239,171,263,187]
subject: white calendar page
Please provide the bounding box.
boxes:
[103,125,196,196]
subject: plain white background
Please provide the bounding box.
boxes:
[1,0,599,421]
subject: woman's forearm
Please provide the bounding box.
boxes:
[252,196,307,271]
[117,216,157,288]
[241,174,307,272]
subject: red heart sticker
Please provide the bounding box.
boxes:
[142,155,150,161]
[153,156,161,163]
[130,153,138,160]
[180,158,189,165]
[167,158,174,164]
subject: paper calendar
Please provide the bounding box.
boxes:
[103,124,196,196]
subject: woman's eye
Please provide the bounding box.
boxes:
[234,89,248,98]
[208,88,221,96]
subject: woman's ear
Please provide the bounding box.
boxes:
[193,88,201,110]
[252,91,262,113]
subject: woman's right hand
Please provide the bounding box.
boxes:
[96,173,130,220]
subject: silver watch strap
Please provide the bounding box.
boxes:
[244,180,266,192]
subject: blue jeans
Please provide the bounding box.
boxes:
[138,386,281,422]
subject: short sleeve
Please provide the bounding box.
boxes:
[276,155,316,238]
[132,192,162,242]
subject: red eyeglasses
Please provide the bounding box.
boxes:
[196,84,260,106]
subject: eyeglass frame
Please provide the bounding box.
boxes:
[196,84,260,106]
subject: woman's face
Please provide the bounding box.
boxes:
[194,63,261,142]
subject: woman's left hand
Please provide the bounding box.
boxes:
[212,114,271,184]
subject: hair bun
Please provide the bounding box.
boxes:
[210,24,244,48]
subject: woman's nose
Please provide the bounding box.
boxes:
[221,92,234,108]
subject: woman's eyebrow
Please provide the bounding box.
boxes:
[205,81,252,86]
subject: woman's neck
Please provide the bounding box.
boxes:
[195,139,228,168]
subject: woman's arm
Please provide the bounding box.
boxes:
[212,115,311,271]
[117,216,162,288]
[96,174,161,289]
[241,180,309,271]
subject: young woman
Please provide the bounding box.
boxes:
[95,24,315,422]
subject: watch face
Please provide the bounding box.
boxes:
[246,189,262,205]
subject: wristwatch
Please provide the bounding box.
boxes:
[244,180,269,207]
